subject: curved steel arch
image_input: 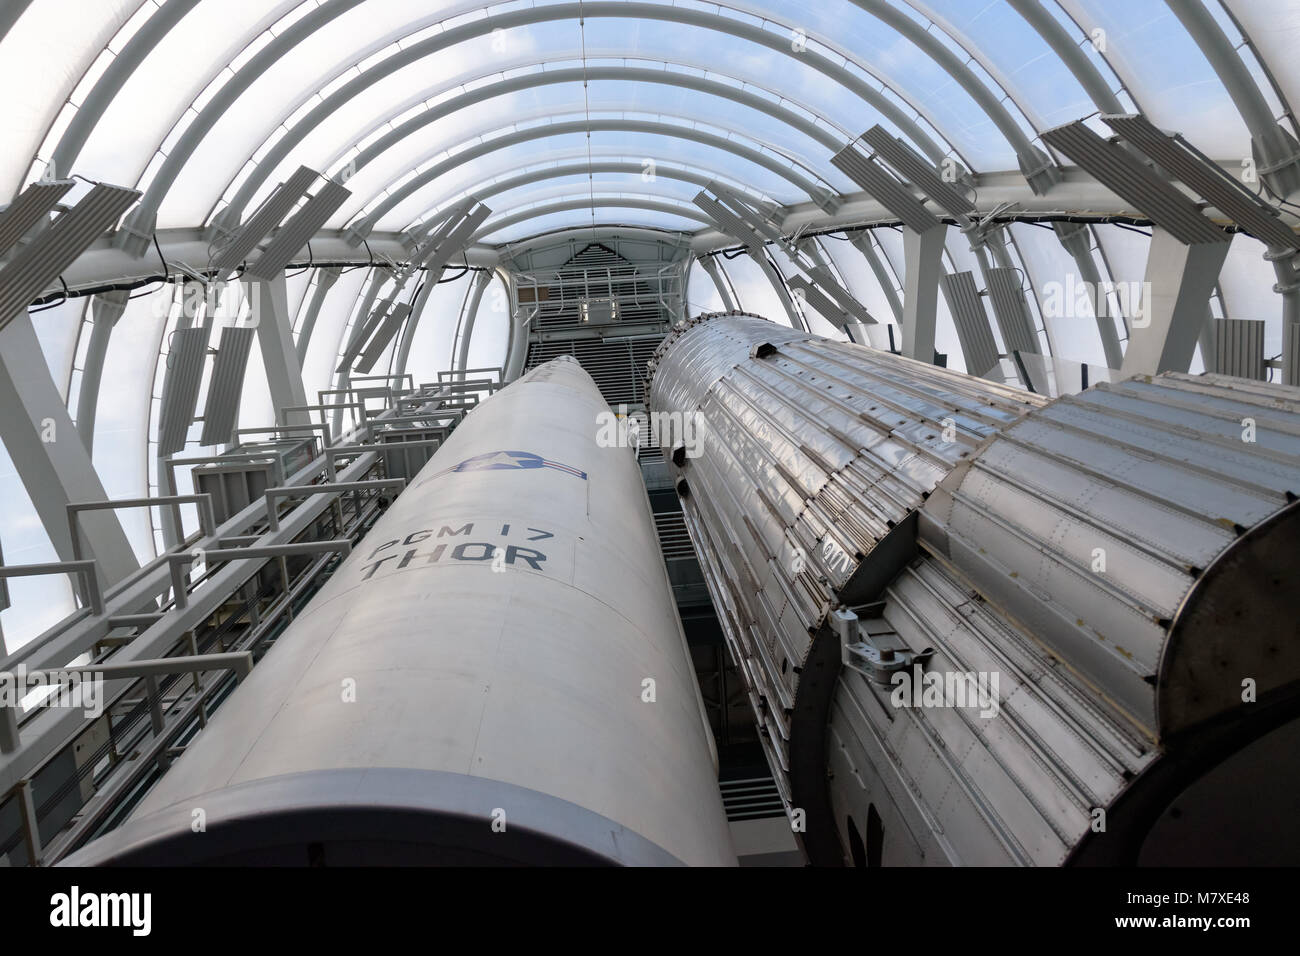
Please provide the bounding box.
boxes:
[355,117,833,236]
[409,161,767,228]
[117,0,994,237]
[224,62,851,228]
[1005,0,1127,115]
[474,194,712,240]
[116,0,366,241]
[847,0,1057,189]
[49,0,202,179]
[402,144,784,231]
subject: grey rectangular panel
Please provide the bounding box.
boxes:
[0,183,140,328]
[985,267,1040,355]
[1211,317,1266,380]
[787,276,849,328]
[1040,121,1225,246]
[158,326,211,455]
[355,302,412,373]
[337,298,395,371]
[421,204,491,272]
[412,198,477,267]
[804,265,876,325]
[860,125,975,217]
[378,429,441,481]
[211,166,317,275]
[1284,323,1300,387]
[244,179,351,280]
[830,145,940,233]
[940,271,1000,377]
[693,192,765,252]
[199,325,256,446]
[1102,113,1300,251]
[710,187,785,246]
[0,179,74,256]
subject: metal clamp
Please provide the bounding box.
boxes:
[833,607,933,684]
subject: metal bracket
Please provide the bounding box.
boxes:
[264,478,406,531]
[166,540,354,609]
[833,607,934,684]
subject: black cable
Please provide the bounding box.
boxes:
[1111,221,1153,237]
[129,279,169,299]
[31,276,71,313]
[437,265,471,283]
[152,233,170,278]
[28,295,67,314]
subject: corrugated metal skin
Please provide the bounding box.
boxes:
[157,326,210,455]
[828,558,1152,866]
[655,314,1300,866]
[647,312,1041,811]
[940,270,1000,377]
[922,372,1300,735]
[199,325,255,446]
[1212,317,1266,380]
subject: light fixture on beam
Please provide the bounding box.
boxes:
[0,182,140,333]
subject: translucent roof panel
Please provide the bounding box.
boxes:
[0,0,137,195]
[462,274,511,372]
[919,0,1116,130]
[687,260,727,315]
[1061,0,1252,157]
[734,0,1023,169]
